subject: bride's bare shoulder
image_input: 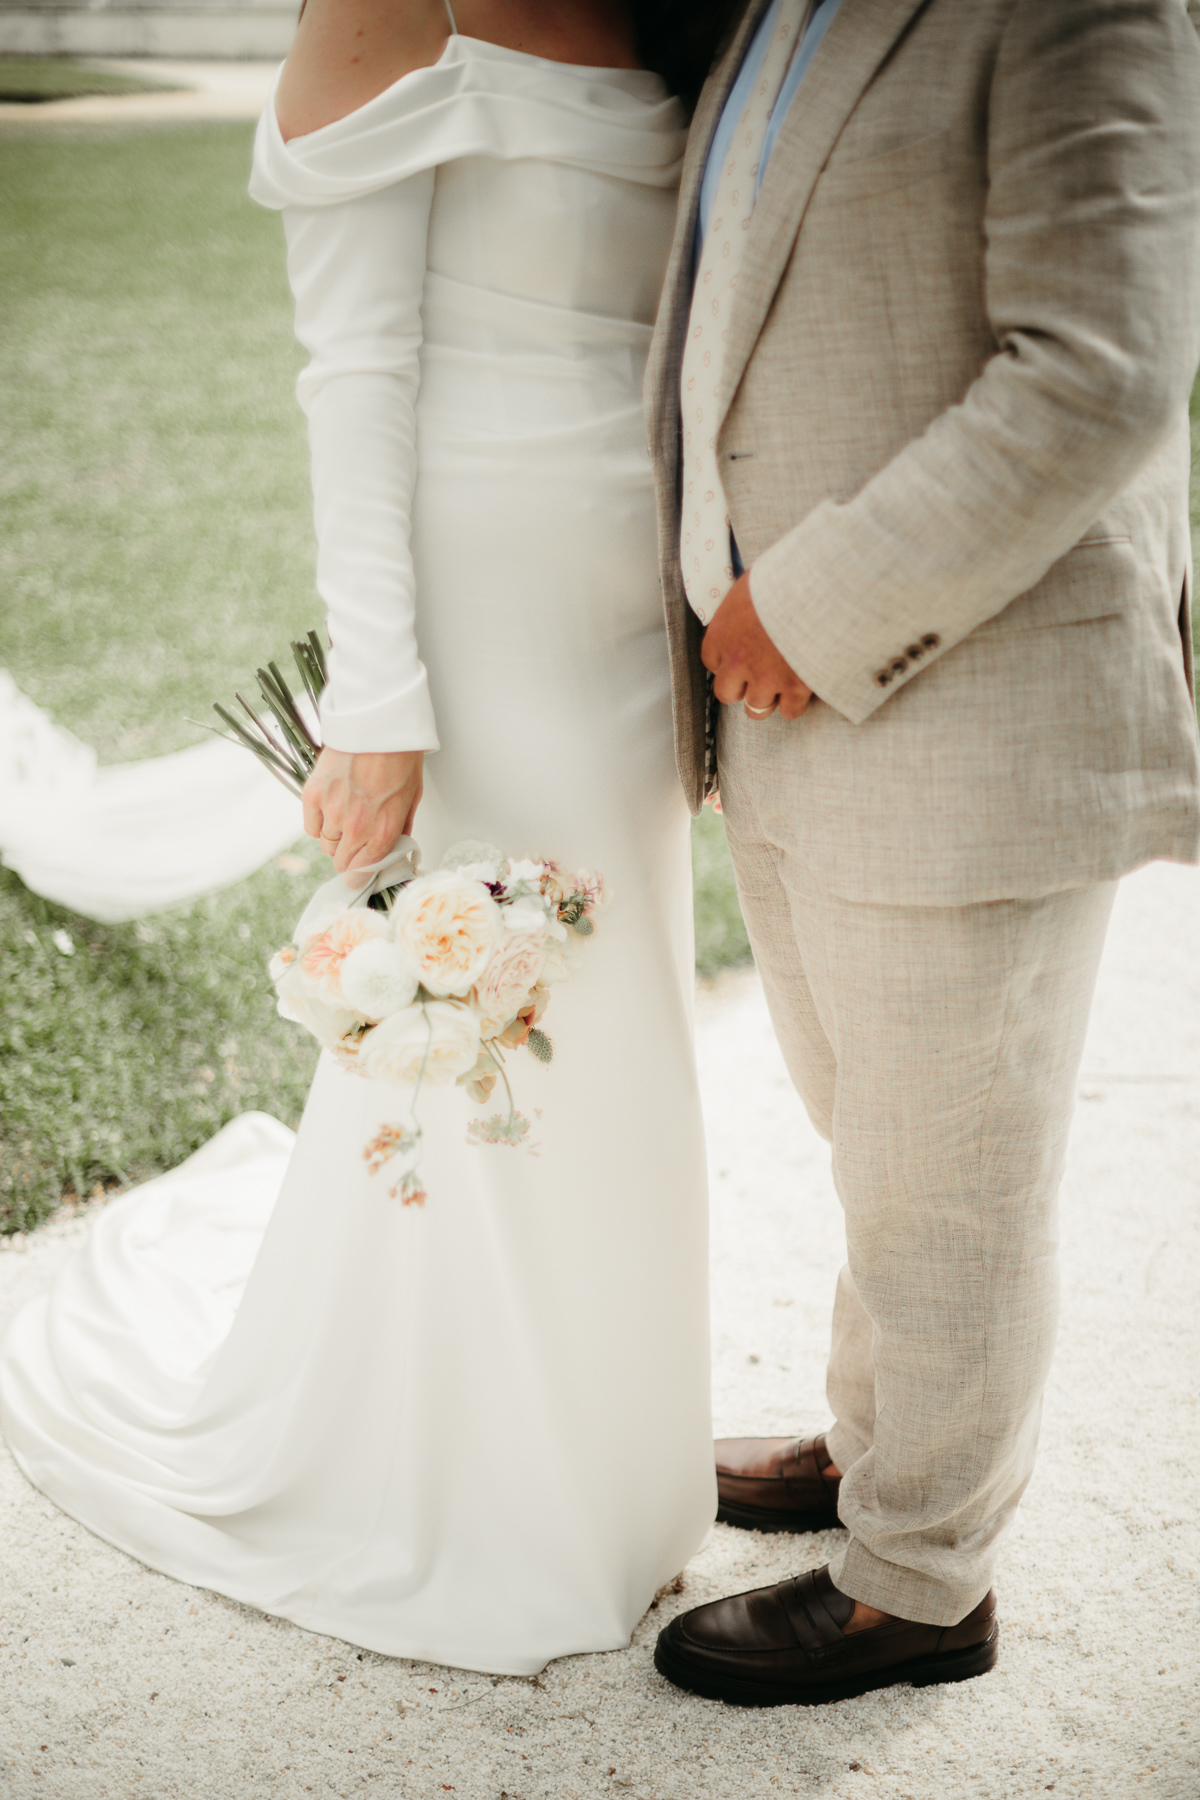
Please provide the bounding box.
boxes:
[275,0,452,143]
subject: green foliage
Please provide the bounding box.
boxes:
[691,807,752,978]
[0,58,180,104]
[0,857,323,1235]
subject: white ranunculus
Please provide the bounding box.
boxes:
[338,937,420,1021]
[390,871,504,998]
[361,1000,481,1088]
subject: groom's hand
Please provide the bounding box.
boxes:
[302,748,424,874]
[702,573,813,721]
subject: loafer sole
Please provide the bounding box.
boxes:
[654,1621,1000,1707]
[716,1498,844,1534]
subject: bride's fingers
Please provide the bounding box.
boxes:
[301,781,326,842]
[333,824,372,874]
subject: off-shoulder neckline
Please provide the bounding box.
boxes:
[278,30,671,148]
[451,31,657,82]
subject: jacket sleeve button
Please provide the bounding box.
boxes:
[875,669,892,686]
[905,643,923,659]
[891,658,908,675]
[921,633,940,649]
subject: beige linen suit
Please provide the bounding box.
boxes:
[648,0,1200,1622]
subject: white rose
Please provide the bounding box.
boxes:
[338,937,420,1021]
[472,931,549,1038]
[361,1000,481,1088]
[274,961,367,1049]
[390,871,504,998]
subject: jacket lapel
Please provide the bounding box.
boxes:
[717,0,931,422]
[646,0,773,458]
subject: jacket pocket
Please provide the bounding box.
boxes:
[976,534,1137,636]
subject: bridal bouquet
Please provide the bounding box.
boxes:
[271,844,606,1205]
[207,635,606,1207]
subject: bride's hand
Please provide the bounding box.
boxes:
[302,748,424,874]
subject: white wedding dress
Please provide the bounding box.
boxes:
[0,31,715,1675]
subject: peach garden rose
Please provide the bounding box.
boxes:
[390,871,503,998]
[295,909,391,1003]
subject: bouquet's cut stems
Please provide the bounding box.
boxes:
[266,658,321,754]
[292,633,327,711]
[255,666,319,769]
[234,690,309,786]
[305,629,328,686]
[207,702,305,796]
[208,630,329,797]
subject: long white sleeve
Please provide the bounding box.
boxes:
[281,174,440,753]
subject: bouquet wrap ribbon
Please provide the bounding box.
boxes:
[291,837,420,946]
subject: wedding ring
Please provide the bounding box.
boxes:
[744,701,776,718]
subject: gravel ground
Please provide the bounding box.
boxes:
[2,859,1197,1800]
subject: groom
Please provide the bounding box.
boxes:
[647,0,1200,1705]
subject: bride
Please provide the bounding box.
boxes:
[0,0,733,1676]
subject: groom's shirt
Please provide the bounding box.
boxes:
[694,0,843,576]
[697,0,842,248]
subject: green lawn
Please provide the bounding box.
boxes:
[0,57,181,104]
[0,121,749,1233]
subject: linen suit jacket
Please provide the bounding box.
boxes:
[646,0,1200,903]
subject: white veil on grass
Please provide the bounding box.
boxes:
[0,670,303,922]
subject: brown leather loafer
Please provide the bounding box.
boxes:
[716,1433,843,1533]
[654,1564,999,1707]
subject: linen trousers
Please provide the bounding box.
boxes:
[718,706,1117,1625]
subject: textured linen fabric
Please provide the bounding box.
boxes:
[645,0,1200,1629]
[0,43,716,1677]
[680,0,810,622]
[646,0,1200,904]
[720,705,1117,1623]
